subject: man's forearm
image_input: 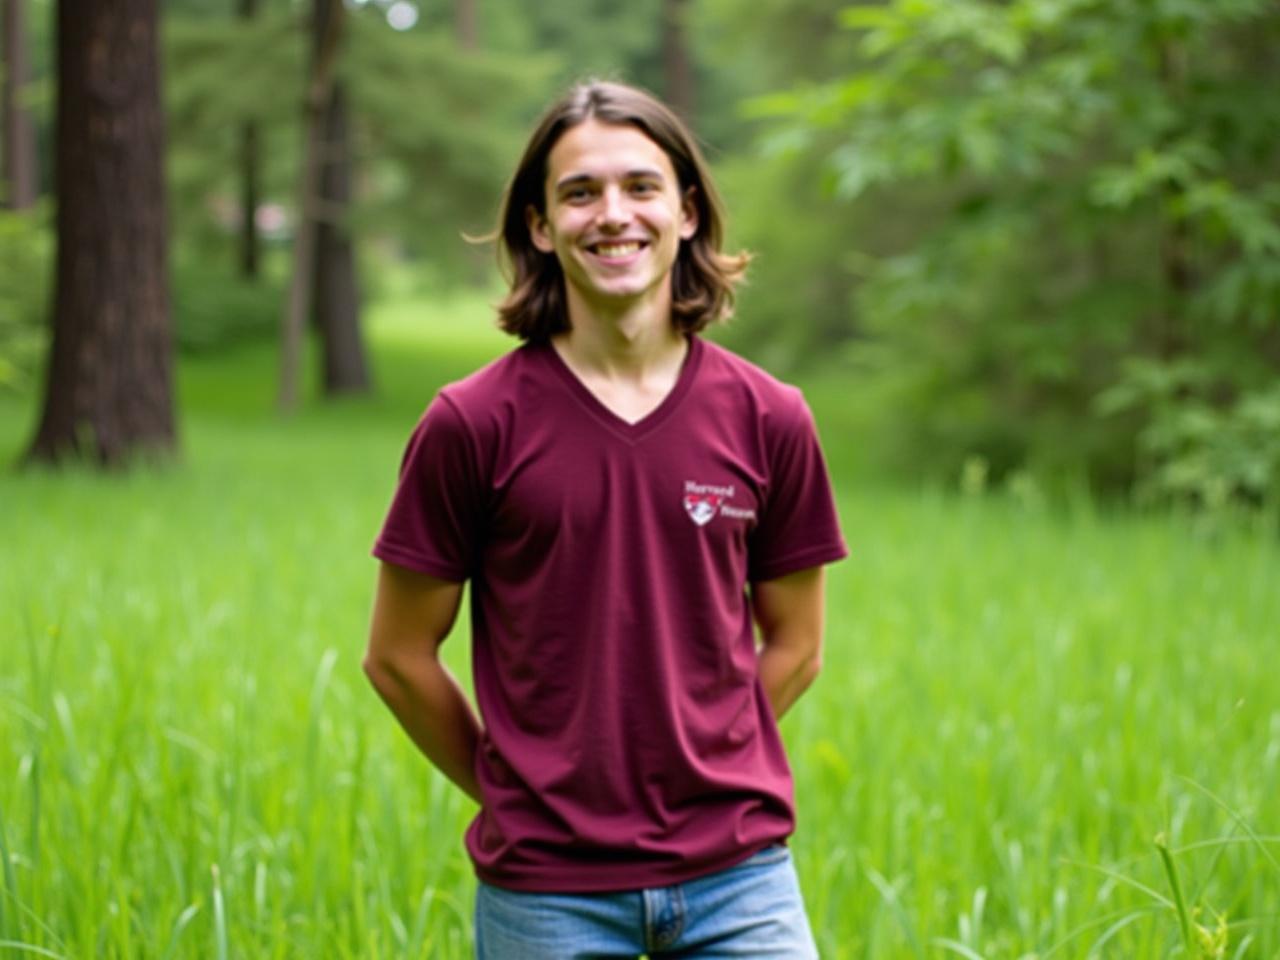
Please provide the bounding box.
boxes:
[364,652,484,804]
[757,641,821,720]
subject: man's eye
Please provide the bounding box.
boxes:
[564,187,594,202]
[630,181,657,195]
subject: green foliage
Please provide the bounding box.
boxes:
[163,6,555,288]
[714,141,868,374]
[0,206,52,394]
[688,0,865,151]
[341,11,557,268]
[164,10,305,263]
[474,0,667,93]
[1099,360,1280,506]
[746,0,1280,504]
[171,260,284,355]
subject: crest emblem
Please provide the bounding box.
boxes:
[683,494,722,526]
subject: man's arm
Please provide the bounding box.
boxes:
[364,561,483,804]
[751,566,827,720]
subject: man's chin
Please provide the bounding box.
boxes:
[573,278,654,303]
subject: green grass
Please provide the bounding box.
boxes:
[1,296,1278,958]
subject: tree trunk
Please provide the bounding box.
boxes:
[313,81,368,393]
[2,0,39,208]
[238,0,260,278]
[1155,36,1193,361]
[280,0,367,410]
[27,0,175,466]
[239,119,260,277]
[661,0,695,127]
[455,0,477,49]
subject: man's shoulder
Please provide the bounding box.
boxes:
[695,337,807,416]
[435,342,543,416]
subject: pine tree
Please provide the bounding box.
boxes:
[2,0,38,208]
[27,0,175,465]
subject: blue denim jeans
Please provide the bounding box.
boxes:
[473,844,818,958]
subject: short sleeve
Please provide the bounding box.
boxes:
[748,389,848,582]
[373,393,485,581]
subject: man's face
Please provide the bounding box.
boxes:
[528,119,698,317]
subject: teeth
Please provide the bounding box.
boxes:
[595,242,641,257]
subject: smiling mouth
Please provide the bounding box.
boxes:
[589,241,645,257]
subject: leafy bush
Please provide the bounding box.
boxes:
[715,143,867,376]
[1099,360,1280,506]
[0,207,52,394]
[750,0,1280,505]
[172,262,282,354]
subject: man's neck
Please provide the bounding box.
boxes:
[549,288,691,425]
[554,287,685,381]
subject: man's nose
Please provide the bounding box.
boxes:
[598,186,631,228]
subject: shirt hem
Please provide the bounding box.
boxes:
[750,542,849,583]
[371,543,468,583]
[471,836,790,894]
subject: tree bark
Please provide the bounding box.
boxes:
[238,0,260,278]
[661,0,695,127]
[313,81,368,393]
[26,0,175,466]
[455,0,477,49]
[1154,35,1193,360]
[2,0,39,208]
[280,0,368,410]
[239,118,260,277]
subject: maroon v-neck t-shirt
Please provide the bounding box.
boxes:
[374,335,847,892]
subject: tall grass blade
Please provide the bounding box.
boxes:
[24,757,38,888]
[406,882,435,957]
[211,864,228,960]
[304,648,339,784]
[160,904,200,960]
[0,801,16,940]
[1087,910,1158,958]
[0,943,67,959]
[1062,859,1173,907]
[1042,905,1162,958]
[1231,933,1254,960]
[1155,833,1194,955]
[1176,837,1280,854]
[931,937,987,959]
[50,695,79,787]
[252,862,266,921]
[863,863,924,958]
[1177,776,1280,877]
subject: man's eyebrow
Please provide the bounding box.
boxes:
[553,168,667,191]
[623,167,667,181]
[554,173,595,192]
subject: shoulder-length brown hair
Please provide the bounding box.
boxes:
[493,80,750,342]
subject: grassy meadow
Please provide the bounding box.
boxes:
[1,296,1278,959]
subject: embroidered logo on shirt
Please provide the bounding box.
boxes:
[683,480,757,526]
[683,493,722,526]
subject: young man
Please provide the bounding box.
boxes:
[365,81,847,958]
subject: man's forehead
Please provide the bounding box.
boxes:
[545,120,677,184]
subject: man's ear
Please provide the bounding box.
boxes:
[679,187,699,241]
[527,205,554,253]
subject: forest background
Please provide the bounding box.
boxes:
[2,0,1277,499]
[1,0,1279,958]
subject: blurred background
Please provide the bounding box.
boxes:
[4,0,1278,504]
[3,4,1280,957]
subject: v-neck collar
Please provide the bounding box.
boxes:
[540,334,702,444]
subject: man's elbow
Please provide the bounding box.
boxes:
[362,642,401,695]
[363,635,439,694]
[799,648,823,690]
